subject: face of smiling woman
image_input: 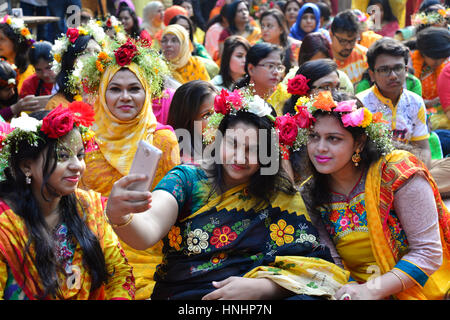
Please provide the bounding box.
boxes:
[307,114,363,178]
[23,129,86,199]
[220,121,261,189]
[105,69,146,121]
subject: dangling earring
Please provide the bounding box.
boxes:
[352,149,361,167]
[25,173,31,184]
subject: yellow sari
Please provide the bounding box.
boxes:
[80,63,180,299]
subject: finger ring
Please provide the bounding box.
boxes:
[340,293,351,300]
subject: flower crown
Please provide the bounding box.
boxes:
[51,20,108,75]
[69,37,170,99]
[0,15,35,45]
[277,91,395,158]
[412,8,450,26]
[0,102,96,180]
[97,16,128,42]
[203,88,275,145]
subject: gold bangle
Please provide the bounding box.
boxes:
[104,209,134,229]
[390,269,406,291]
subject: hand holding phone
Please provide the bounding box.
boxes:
[127,140,162,192]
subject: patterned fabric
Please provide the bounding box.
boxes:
[317,169,407,283]
[335,44,368,84]
[357,85,429,143]
[79,128,180,300]
[151,164,349,300]
[411,51,449,102]
[172,56,211,84]
[92,63,158,176]
[0,189,135,300]
[364,150,450,299]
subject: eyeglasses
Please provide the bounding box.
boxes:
[256,63,286,73]
[311,83,339,91]
[374,64,406,77]
[333,34,358,46]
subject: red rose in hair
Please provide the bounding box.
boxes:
[68,101,95,127]
[66,28,80,44]
[287,74,310,96]
[214,89,232,115]
[114,39,138,66]
[41,105,74,138]
[294,107,316,128]
[275,114,298,146]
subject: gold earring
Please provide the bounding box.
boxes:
[352,149,361,167]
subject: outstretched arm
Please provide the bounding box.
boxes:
[105,174,179,250]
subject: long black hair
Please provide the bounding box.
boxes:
[117,6,141,38]
[219,35,250,90]
[56,35,92,101]
[205,109,295,204]
[225,0,253,35]
[0,119,109,299]
[0,23,31,74]
[368,0,398,23]
[167,80,218,157]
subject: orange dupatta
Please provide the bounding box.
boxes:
[365,150,450,299]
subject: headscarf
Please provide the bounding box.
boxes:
[161,24,191,70]
[289,3,321,41]
[163,5,188,26]
[142,1,165,36]
[92,62,157,176]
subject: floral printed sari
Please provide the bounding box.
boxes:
[151,164,349,300]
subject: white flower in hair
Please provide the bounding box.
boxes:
[246,95,272,117]
[10,113,42,132]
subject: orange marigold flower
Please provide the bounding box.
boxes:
[97,51,109,61]
[21,28,30,36]
[96,60,104,72]
[312,91,336,111]
[372,112,389,124]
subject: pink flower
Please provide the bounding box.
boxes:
[227,89,243,110]
[334,99,357,112]
[341,108,364,127]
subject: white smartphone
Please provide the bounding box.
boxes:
[127,140,162,192]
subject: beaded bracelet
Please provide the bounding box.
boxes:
[104,208,134,229]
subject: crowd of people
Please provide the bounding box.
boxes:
[0,0,449,300]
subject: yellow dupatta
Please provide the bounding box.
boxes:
[92,63,157,176]
[365,150,450,300]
